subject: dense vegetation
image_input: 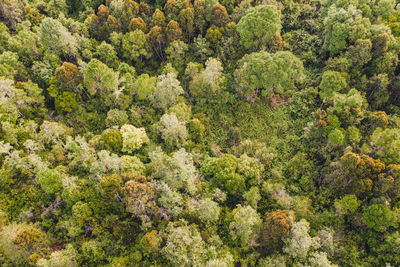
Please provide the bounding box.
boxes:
[1,0,400,266]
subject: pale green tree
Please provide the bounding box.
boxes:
[120,124,149,153]
[161,221,207,266]
[158,113,188,149]
[40,17,77,56]
[229,205,262,247]
[150,72,184,110]
[83,58,119,96]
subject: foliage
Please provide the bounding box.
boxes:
[237,5,281,50]
[120,124,149,153]
[1,0,400,266]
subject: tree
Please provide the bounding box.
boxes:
[129,17,147,32]
[133,73,157,100]
[189,57,225,98]
[151,9,166,28]
[47,62,82,113]
[158,113,188,149]
[319,71,347,101]
[71,201,92,226]
[0,0,25,30]
[165,40,189,73]
[40,17,77,56]
[100,174,123,197]
[81,240,106,264]
[370,127,400,164]
[85,5,119,41]
[205,25,223,47]
[260,210,295,253]
[150,72,184,110]
[95,41,118,67]
[201,154,246,195]
[166,20,184,44]
[36,168,63,195]
[229,205,262,247]
[147,26,165,59]
[37,244,78,267]
[194,0,207,33]
[164,0,179,20]
[105,109,129,127]
[100,129,123,153]
[366,74,390,109]
[282,219,319,260]
[140,230,162,254]
[234,51,304,101]
[334,194,361,216]
[121,155,145,176]
[121,30,148,62]
[210,4,230,27]
[83,58,119,97]
[346,39,372,68]
[196,198,221,223]
[372,32,390,57]
[120,124,149,153]
[363,204,398,232]
[237,154,264,186]
[161,221,207,266]
[178,8,195,41]
[54,62,82,92]
[0,223,48,265]
[327,152,388,199]
[237,5,281,50]
[323,5,371,55]
[149,147,197,193]
[122,176,157,216]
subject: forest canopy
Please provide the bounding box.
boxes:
[1,0,400,266]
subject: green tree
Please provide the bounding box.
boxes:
[133,73,157,100]
[323,5,371,55]
[100,129,123,153]
[83,58,119,97]
[237,5,281,50]
[370,127,400,164]
[36,168,63,195]
[319,71,347,101]
[201,154,246,196]
[229,205,262,247]
[363,204,398,232]
[121,30,148,62]
[234,51,304,101]
[334,194,361,216]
